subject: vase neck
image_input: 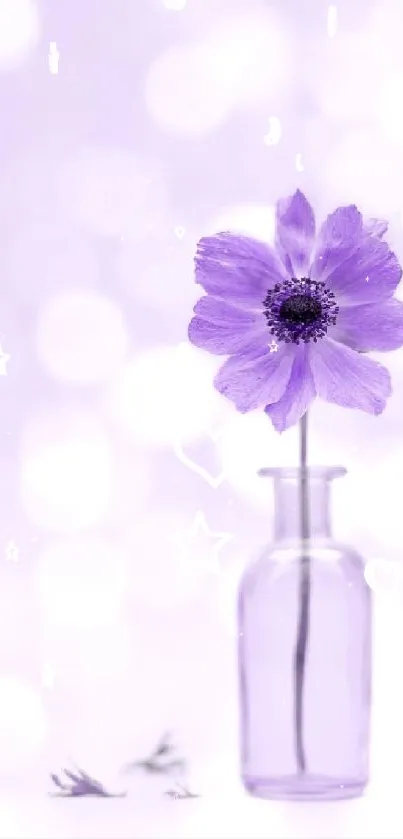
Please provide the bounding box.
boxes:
[258,467,346,542]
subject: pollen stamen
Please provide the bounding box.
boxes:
[262,276,339,345]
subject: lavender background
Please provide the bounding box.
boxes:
[1,0,403,836]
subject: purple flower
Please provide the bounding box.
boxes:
[188,191,403,431]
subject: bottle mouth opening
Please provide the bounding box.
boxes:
[258,466,347,480]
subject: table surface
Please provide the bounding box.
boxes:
[1,781,403,839]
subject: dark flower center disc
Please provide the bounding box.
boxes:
[262,277,338,344]
[279,294,322,326]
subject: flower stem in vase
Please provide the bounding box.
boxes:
[294,411,311,773]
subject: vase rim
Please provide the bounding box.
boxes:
[258,466,347,480]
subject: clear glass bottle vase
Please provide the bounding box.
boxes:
[238,467,372,801]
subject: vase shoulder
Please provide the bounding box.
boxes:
[241,539,366,594]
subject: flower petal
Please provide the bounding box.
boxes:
[195,232,287,308]
[214,343,295,413]
[188,296,268,355]
[50,774,66,790]
[324,236,402,305]
[311,206,402,304]
[276,189,316,276]
[364,217,388,239]
[265,344,316,432]
[330,298,403,352]
[310,337,391,415]
[311,205,363,282]
[192,295,264,326]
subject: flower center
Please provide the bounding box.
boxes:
[279,294,322,325]
[262,277,339,344]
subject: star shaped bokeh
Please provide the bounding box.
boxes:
[184,510,234,579]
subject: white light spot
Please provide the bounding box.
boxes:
[0,808,21,839]
[206,9,291,109]
[41,662,56,689]
[5,540,18,562]
[269,340,278,353]
[35,290,129,385]
[0,346,10,376]
[315,32,373,121]
[116,240,198,313]
[174,225,186,239]
[365,558,403,595]
[145,41,235,136]
[315,25,401,125]
[163,0,187,9]
[7,222,100,305]
[0,677,46,772]
[0,0,39,69]
[36,537,127,629]
[263,116,282,147]
[295,152,304,172]
[56,146,169,240]
[209,204,275,244]
[107,343,225,448]
[48,40,59,74]
[323,129,403,215]
[146,10,290,133]
[327,5,338,39]
[216,411,298,509]
[20,412,113,532]
[377,74,403,146]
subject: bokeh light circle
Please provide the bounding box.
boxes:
[145,41,235,136]
[36,536,128,629]
[56,146,169,239]
[124,511,220,611]
[20,411,113,532]
[0,676,46,772]
[323,130,403,216]
[0,0,40,70]
[216,411,298,510]
[209,204,275,243]
[204,9,291,109]
[35,290,129,385]
[107,343,225,448]
[6,222,99,305]
[116,239,199,313]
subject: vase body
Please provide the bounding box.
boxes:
[238,467,372,801]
